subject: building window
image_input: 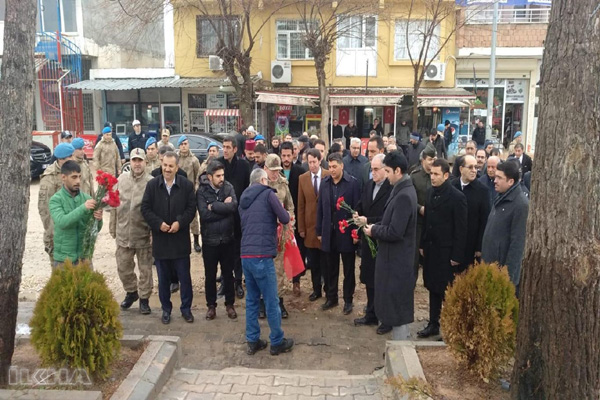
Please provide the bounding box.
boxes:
[196,16,240,57]
[394,20,440,61]
[82,93,94,131]
[276,20,316,60]
[39,0,77,33]
[188,94,207,109]
[338,16,377,49]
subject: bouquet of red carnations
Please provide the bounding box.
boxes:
[336,196,378,258]
[81,170,120,260]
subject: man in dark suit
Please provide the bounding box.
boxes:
[510,143,533,175]
[451,155,491,269]
[352,154,393,334]
[279,141,307,295]
[361,136,385,190]
[317,153,360,315]
[418,158,467,338]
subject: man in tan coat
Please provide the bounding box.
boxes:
[110,148,154,314]
[93,126,120,176]
[265,154,294,318]
[297,148,330,302]
[71,137,94,197]
[38,143,75,265]
[177,135,202,252]
[144,137,161,175]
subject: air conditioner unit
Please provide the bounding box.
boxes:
[208,55,223,71]
[271,61,292,84]
[424,62,446,81]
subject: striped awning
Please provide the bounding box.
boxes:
[204,109,240,117]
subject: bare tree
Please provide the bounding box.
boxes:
[0,0,37,385]
[511,0,600,398]
[296,0,380,143]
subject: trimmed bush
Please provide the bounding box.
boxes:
[30,260,122,379]
[440,262,519,380]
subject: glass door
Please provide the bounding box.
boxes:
[161,104,182,135]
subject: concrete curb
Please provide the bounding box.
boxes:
[384,340,446,400]
[5,334,180,400]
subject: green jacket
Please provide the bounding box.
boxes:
[50,187,103,263]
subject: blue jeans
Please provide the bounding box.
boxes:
[242,257,284,346]
[155,257,193,313]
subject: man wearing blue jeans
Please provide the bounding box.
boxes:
[239,168,294,356]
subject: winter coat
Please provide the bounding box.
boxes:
[451,178,491,270]
[407,142,425,172]
[268,174,294,215]
[197,175,237,247]
[239,183,290,257]
[316,172,360,253]
[50,187,100,263]
[145,156,161,175]
[410,167,431,228]
[397,124,411,146]
[109,171,153,249]
[76,158,95,197]
[128,131,148,152]
[297,168,331,249]
[178,150,201,186]
[425,135,447,160]
[371,176,417,327]
[282,164,305,221]
[509,153,533,175]
[444,127,453,147]
[370,123,384,137]
[478,173,497,208]
[421,179,468,294]
[471,126,486,147]
[38,161,64,252]
[344,124,359,148]
[481,182,529,286]
[141,174,197,260]
[331,124,343,140]
[93,138,121,176]
[217,155,251,202]
[95,132,125,160]
[342,154,368,184]
[356,178,392,287]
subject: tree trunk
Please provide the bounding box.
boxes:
[511,0,600,398]
[237,57,254,130]
[411,83,420,133]
[315,59,329,148]
[0,0,37,385]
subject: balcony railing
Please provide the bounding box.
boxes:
[466,8,551,24]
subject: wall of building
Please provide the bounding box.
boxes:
[457,23,547,48]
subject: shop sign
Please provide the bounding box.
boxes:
[207,93,227,109]
[505,79,527,103]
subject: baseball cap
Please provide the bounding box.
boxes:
[265,154,282,171]
[132,119,141,126]
[247,125,256,133]
[130,148,146,160]
[61,130,73,139]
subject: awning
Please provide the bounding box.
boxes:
[67,75,261,91]
[418,98,473,108]
[256,91,318,107]
[204,109,240,117]
[329,94,403,106]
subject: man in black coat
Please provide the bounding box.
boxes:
[218,136,251,298]
[451,155,491,269]
[343,120,359,150]
[329,119,344,142]
[471,120,486,149]
[418,158,467,338]
[141,152,197,325]
[316,153,360,315]
[509,143,533,175]
[352,154,393,334]
[364,151,417,340]
[478,155,500,207]
[407,133,425,173]
[197,161,238,320]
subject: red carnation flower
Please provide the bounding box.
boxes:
[351,229,359,240]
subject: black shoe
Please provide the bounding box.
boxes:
[279,297,288,319]
[376,324,392,335]
[120,291,139,310]
[417,323,440,338]
[270,338,294,355]
[235,281,245,299]
[343,302,353,315]
[247,339,268,355]
[354,316,378,326]
[308,292,322,302]
[321,299,339,311]
[217,283,225,298]
[259,298,266,319]
[161,311,171,324]
[182,310,194,323]
[194,235,202,253]
[139,299,151,315]
[170,283,179,293]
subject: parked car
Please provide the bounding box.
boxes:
[169,133,224,163]
[31,141,52,179]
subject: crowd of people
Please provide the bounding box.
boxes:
[37,120,532,355]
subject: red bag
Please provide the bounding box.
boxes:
[283,235,305,279]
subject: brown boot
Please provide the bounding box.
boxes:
[293,282,301,297]
[226,305,237,319]
[206,305,216,320]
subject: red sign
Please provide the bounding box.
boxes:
[80,134,98,159]
[384,106,395,124]
[338,107,350,125]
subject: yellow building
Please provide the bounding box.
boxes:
[174,0,474,139]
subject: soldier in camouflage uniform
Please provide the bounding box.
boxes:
[199,142,220,176]
[144,137,161,175]
[38,143,75,265]
[109,148,154,314]
[93,126,121,176]
[71,137,94,197]
[264,154,295,318]
[177,135,202,252]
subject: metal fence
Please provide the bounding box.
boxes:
[466,7,551,24]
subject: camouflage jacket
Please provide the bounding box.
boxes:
[93,138,120,176]
[268,175,295,226]
[38,162,63,249]
[178,150,200,187]
[145,156,161,175]
[77,158,95,197]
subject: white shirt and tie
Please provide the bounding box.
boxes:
[312,168,322,197]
